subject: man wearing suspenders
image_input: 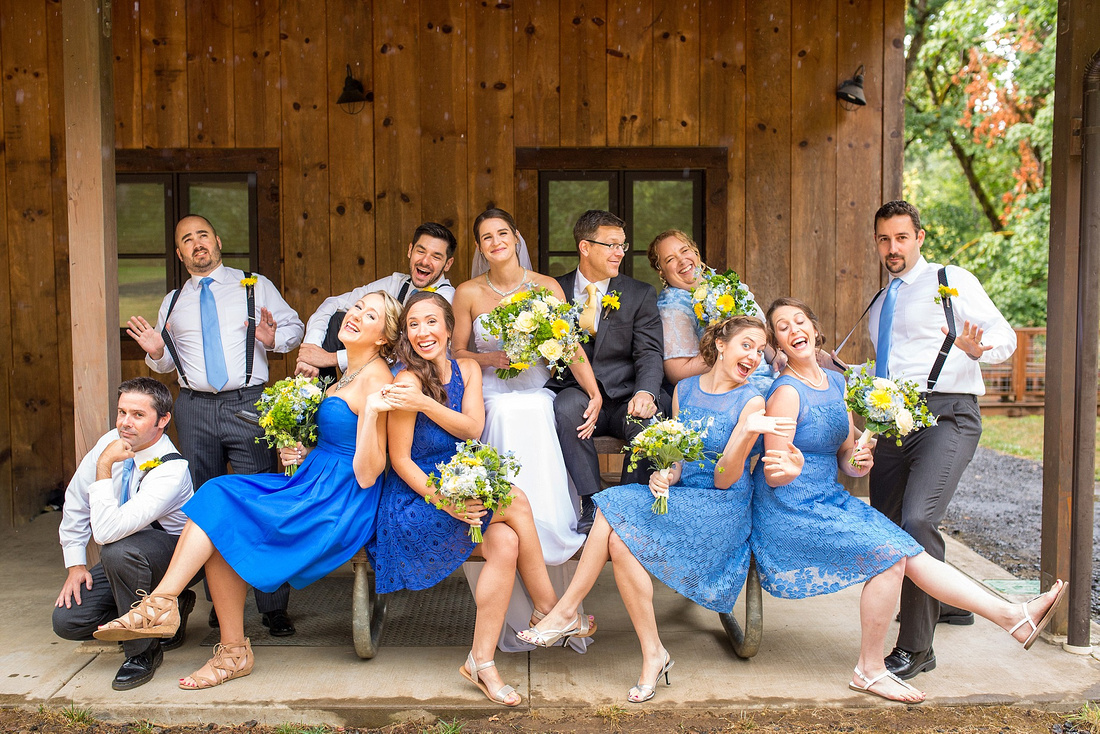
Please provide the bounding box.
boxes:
[125,214,304,636]
[53,378,194,690]
[867,200,1016,680]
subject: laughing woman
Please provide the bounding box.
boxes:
[368,291,576,707]
[95,292,402,689]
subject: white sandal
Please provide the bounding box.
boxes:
[459,652,520,707]
[1009,580,1069,650]
[627,651,674,703]
[849,666,924,703]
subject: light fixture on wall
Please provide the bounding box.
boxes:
[836,64,867,110]
[336,64,368,115]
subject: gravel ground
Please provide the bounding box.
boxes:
[941,446,1100,623]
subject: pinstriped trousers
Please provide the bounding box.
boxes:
[174,386,290,613]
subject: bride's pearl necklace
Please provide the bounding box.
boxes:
[486,268,527,297]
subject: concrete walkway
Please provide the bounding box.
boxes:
[2,512,1097,727]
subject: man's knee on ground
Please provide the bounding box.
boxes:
[52,606,92,641]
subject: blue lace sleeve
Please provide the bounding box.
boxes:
[657,287,705,359]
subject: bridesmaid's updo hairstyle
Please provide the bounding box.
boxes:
[373,291,403,363]
[396,291,455,405]
[765,297,827,351]
[473,208,519,242]
[699,315,767,367]
[646,229,701,274]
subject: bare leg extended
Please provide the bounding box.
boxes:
[155,520,217,596]
[179,550,252,690]
[852,561,924,703]
[464,523,521,706]
[491,488,557,614]
[607,529,671,702]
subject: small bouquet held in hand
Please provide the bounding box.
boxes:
[482,286,589,379]
[624,417,718,515]
[426,440,520,543]
[690,268,756,326]
[254,375,327,476]
[844,362,937,465]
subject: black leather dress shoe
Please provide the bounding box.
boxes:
[884,646,936,680]
[577,496,596,535]
[262,609,296,637]
[112,642,163,691]
[937,609,975,625]
[162,589,196,652]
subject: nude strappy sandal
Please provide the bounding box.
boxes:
[93,591,180,641]
[179,639,254,690]
[459,652,520,707]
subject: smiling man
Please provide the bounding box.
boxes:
[296,222,457,376]
[866,200,1016,681]
[53,378,195,691]
[550,210,666,533]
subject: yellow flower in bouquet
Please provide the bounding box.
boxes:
[482,286,589,379]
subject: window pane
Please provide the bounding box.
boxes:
[119,258,167,327]
[223,256,251,273]
[117,182,167,255]
[631,179,695,259]
[188,181,251,252]
[548,180,609,253]
[548,254,580,277]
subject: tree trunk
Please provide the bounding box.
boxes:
[946,132,1003,230]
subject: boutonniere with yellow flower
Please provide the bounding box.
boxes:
[601,290,621,315]
[240,276,258,287]
[933,285,958,304]
[421,285,437,293]
[139,457,164,472]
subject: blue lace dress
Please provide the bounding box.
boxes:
[657,286,774,394]
[594,376,760,612]
[750,371,923,598]
[184,396,383,592]
[369,360,492,594]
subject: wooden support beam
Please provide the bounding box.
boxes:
[63,0,120,458]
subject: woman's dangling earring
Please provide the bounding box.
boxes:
[718,352,724,361]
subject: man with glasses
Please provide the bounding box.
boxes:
[550,210,666,533]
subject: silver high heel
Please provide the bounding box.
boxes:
[627,651,674,703]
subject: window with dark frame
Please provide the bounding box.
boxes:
[115,148,280,360]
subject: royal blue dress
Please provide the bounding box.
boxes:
[184,396,383,593]
[750,371,923,598]
[594,376,760,613]
[369,360,492,594]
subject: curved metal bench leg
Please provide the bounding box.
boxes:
[718,555,763,659]
[352,548,387,659]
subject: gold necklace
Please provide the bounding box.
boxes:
[787,361,826,389]
[335,354,380,391]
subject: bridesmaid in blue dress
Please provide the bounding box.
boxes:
[755,298,1068,704]
[647,230,774,394]
[519,316,795,703]
[369,291,572,708]
[96,292,403,689]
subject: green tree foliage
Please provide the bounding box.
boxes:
[904,0,1055,326]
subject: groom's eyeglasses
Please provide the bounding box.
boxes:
[586,239,631,253]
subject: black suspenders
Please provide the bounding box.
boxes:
[160,274,257,390]
[926,267,956,392]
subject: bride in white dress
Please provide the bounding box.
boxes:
[452,208,602,653]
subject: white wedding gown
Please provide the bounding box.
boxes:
[463,315,590,653]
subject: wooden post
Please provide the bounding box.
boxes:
[1013,331,1028,404]
[63,0,120,458]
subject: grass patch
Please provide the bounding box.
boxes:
[1067,701,1100,734]
[59,704,96,726]
[981,414,1100,480]
[427,719,465,734]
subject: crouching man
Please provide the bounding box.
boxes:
[53,377,197,690]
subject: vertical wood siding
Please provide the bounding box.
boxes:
[0,0,897,524]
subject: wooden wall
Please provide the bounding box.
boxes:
[0,0,902,526]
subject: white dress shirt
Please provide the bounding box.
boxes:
[573,271,612,334]
[146,265,304,391]
[303,272,456,371]
[868,257,1016,394]
[59,431,194,568]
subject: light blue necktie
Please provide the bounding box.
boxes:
[199,277,229,390]
[118,458,135,505]
[875,278,903,378]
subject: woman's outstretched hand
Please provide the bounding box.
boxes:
[744,408,797,439]
[762,442,804,485]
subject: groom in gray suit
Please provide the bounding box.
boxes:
[551,210,666,533]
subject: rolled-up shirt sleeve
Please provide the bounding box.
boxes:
[88,461,193,546]
[948,266,1016,364]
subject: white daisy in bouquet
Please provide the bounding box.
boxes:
[624,417,719,515]
[690,268,756,326]
[254,375,328,476]
[844,362,937,465]
[425,440,521,543]
[482,286,589,379]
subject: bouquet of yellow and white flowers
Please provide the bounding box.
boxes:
[624,417,718,515]
[844,362,937,464]
[254,375,327,475]
[482,286,589,379]
[426,440,520,543]
[690,268,756,326]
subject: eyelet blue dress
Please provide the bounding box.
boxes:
[593,375,760,613]
[369,360,492,594]
[183,395,383,592]
[750,371,923,598]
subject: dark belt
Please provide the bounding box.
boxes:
[180,385,264,400]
